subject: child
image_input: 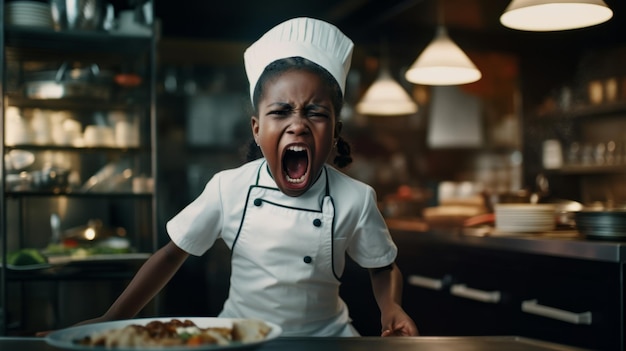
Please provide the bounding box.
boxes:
[69,17,417,337]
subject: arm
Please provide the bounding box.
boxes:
[369,262,419,336]
[81,241,189,324]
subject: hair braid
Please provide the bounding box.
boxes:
[244,138,263,162]
[333,136,352,168]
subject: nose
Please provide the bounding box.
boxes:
[286,114,310,135]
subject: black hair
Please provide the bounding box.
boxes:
[245,56,352,168]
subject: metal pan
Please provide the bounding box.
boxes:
[25,62,113,100]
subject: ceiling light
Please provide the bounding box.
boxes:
[500,0,613,31]
[404,26,482,86]
[356,65,418,116]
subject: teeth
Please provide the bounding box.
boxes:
[288,145,306,152]
[284,145,307,184]
[286,174,306,183]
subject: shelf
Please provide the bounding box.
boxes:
[4,26,153,60]
[4,191,153,198]
[545,164,626,175]
[6,94,150,110]
[4,144,147,153]
[534,101,626,121]
[5,259,147,281]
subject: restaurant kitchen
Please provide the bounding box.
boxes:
[1,0,625,350]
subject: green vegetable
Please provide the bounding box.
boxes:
[7,249,47,266]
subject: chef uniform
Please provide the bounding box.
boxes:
[166,17,398,337]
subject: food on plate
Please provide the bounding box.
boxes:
[7,248,47,266]
[232,319,272,342]
[76,318,271,347]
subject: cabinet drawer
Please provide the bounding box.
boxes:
[512,257,621,351]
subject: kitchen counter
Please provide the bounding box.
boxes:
[386,219,626,263]
[0,336,590,351]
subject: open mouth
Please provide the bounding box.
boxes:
[282,145,309,184]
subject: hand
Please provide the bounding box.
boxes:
[35,330,52,337]
[380,304,419,337]
[36,315,109,337]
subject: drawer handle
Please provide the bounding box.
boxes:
[521,299,592,325]
[407,274,443,291]
[450,284,501,303]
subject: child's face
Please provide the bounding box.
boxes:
[252,69,338,197]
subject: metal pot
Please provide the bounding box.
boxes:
[50,0,109,31]
[543,198,583,227]
[25,62,112,100]
[574,210,626,240]
[30,166,71,192]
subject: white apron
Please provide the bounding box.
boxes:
[219,163,358,337]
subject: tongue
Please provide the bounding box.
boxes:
[284,151,307,179]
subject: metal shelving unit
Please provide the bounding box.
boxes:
[1,1,158,335]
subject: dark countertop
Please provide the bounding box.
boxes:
[0,336,590,351]
[387,220,626,263]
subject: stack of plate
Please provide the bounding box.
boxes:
[495,204,556,233]
[4,1,53,28]
[575,210,626,240]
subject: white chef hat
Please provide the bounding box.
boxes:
[244,17,354,101]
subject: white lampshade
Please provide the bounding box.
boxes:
[404,26,481,86]
[356,67,418,116]
[500,0,613,31]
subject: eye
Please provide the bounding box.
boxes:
[267,108,291,117]
[306,108,330,119]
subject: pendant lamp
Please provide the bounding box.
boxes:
[404,26,482,86]
[356,59,418,116]
[500,0,613,31]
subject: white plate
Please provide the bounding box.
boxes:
[5,2,50,10]
[2,263,53,271]
[494,204,556,210]
[496,226,555,233]
[8,13,51,20]
[46,317,282,351]
[496,220,555,226]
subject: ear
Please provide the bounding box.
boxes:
[251,116,260,144]
[334,121,343,139]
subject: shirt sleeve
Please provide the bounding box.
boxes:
[166,173,223,256]
[346,186,397,268]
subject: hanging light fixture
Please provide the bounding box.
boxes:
[356,65,418,116]
[356,42,418,116]
[500,0,613,31]
[404,25,481,86]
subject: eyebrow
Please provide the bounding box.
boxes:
[266,102,331,112]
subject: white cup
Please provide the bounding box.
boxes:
[543,139,563,169]
[5,108,30,146]
[117,10,137,32]
[63,119,83,146]
[31,109,51,145]
[84,125,114,147]
[115,120,138,147]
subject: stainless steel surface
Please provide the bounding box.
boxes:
[50,213,61,245]
[390,224,626,263]
[0,336,590,351]
[461,230,626,262]
[50,0,108,31]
